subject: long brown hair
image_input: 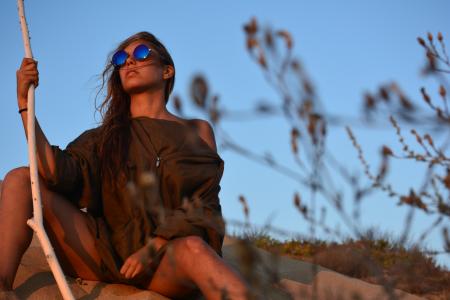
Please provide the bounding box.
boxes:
[96,32,176,187]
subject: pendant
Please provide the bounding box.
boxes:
[156,156,161,168]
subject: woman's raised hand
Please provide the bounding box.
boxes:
[16,58,39,108]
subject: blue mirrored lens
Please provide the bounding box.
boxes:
[133,44,151,61]
[112,50,128,67]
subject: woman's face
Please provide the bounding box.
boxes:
[118,40,167,95]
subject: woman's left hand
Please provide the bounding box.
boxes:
[120,246,151,279]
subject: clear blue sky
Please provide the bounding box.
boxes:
[1,1,449,267]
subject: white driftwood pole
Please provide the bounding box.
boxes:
[17,1,75,299]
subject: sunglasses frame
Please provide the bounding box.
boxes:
[111,44,153,68]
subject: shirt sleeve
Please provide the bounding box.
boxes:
[153,159,226,256]
[41,128,102,215]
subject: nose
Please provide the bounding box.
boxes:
[124,53,136,67]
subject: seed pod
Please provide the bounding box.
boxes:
[424,134,434,147]
[277,30,293,49]
[443,169,450,189]
[191,75,209,108]
[138,171,156,187]
[243,17,258,35]
[426,50,436,69]
[410,129,423,144]
[172,94,183,114]
[303,79,314,95]
[417,37,426,47]
[291,127,300,154]
[238,195,249,219]
[379,86,390,101]
[294,193,301,208]
[246,37,258,50]
[439,85,446,98]
[209,108,220,124]
[258,51,267,69]
[437,108,444,119]
[399,95,413,110]
[293,193,308,216]
[291,59,301,71]
[420,87,431,103]
[381,146,393,157]
[364,93,376,109]
[264,28,274,49]
[399,189,428,212]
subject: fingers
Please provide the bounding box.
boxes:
[20,70,39,85]
[17,58,39,100]
[19,58,39,80]
[119,260,129,276]
[20,57,38,68]
[131,264,143,278]
[125,262,136,279]
[120,259,144,279]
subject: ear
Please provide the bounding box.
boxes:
[163,65,174,80]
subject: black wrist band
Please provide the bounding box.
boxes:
[18,107,28,114]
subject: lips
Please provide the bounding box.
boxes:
[125,70,138,77]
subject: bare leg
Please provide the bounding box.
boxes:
[0,167,104,290]
[0,167,251,299]
[148,236,251,300]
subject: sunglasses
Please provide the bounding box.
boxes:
[111,44,153,67]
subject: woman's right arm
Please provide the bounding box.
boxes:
[17,58,57,179]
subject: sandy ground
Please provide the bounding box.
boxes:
[1,234,425,300]
[0,179,425,299]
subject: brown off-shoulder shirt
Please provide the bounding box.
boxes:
[41,116,225,287]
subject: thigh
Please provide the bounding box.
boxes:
[38,178,104,281]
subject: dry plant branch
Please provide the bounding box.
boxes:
[17,1,75,299]
[170,18,450,298]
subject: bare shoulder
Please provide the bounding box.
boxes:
[187,118,217,152]
[169,115,217,151]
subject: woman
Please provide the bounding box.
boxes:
[0,32,250,299]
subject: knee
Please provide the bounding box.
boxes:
[166,236,214,273]
[4,166,54,194]
[1,167,32,209]
[2,166,53,202]
[3,166,31,188]
[176,235,210,256]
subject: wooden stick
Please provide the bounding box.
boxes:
[17,1,75,299]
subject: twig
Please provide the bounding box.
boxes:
[17,1,75,299]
